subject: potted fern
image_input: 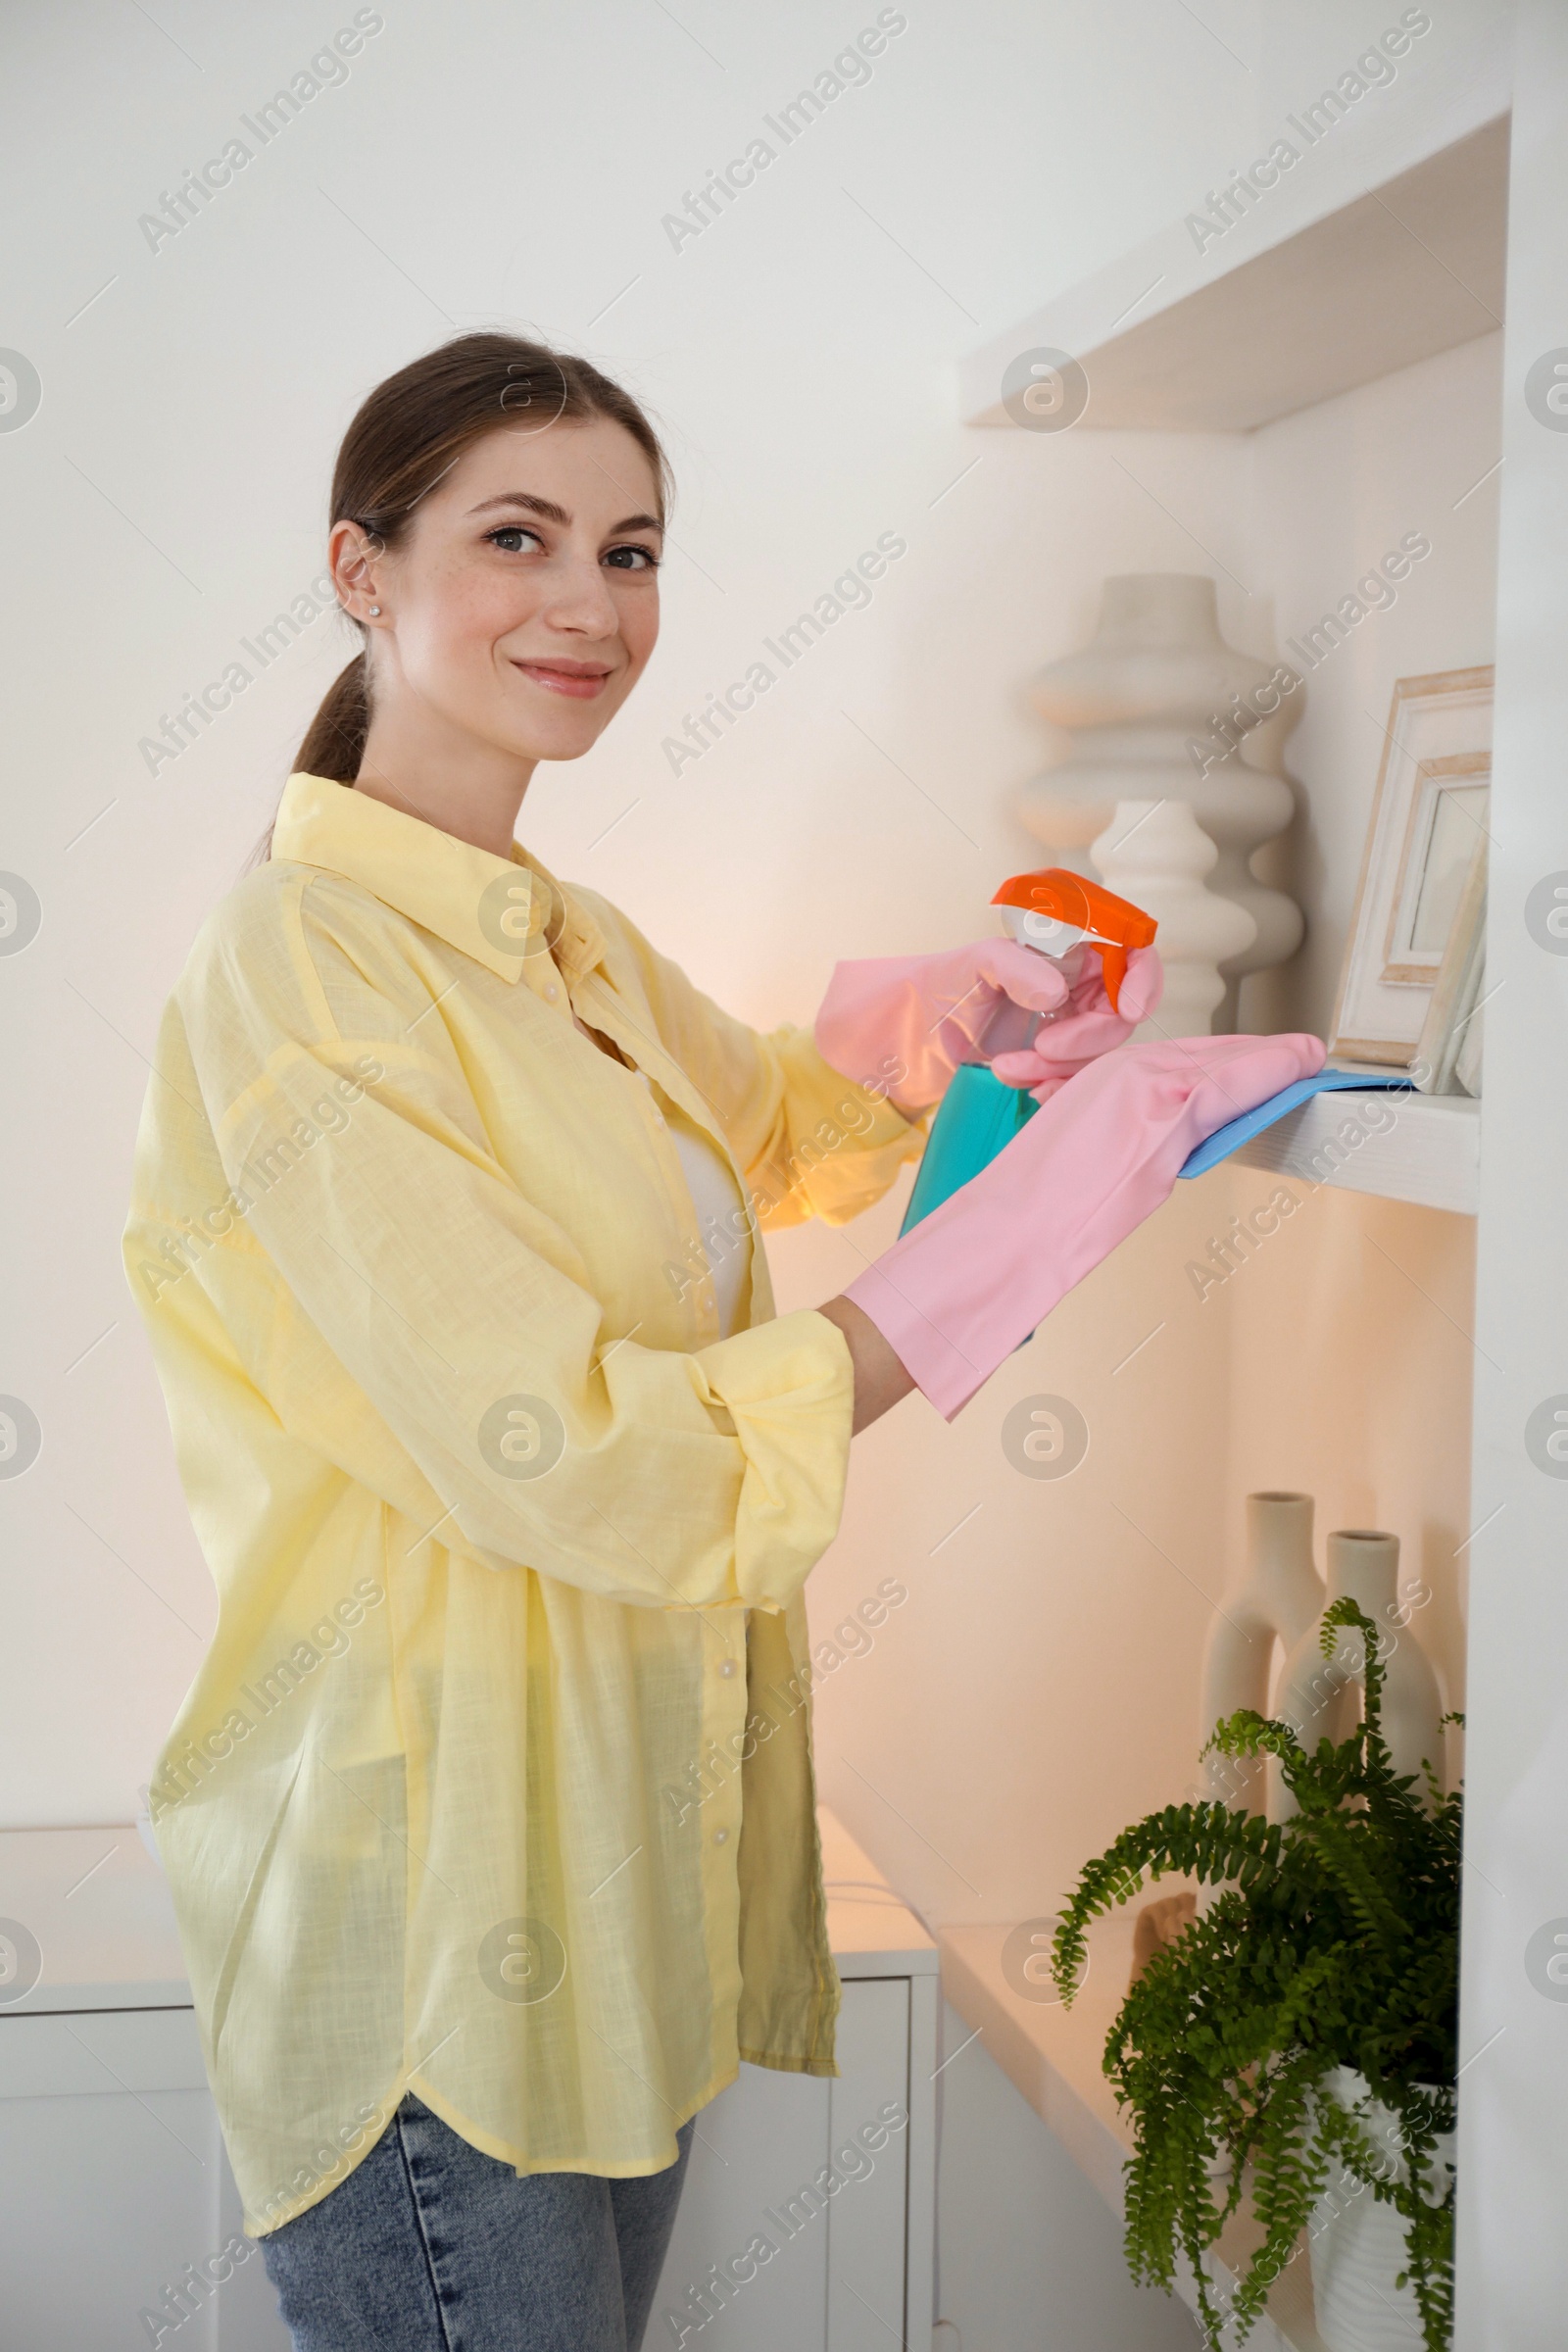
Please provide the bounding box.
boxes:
[1050,1598,1460,2350]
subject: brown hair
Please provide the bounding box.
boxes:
[243,332,669,868]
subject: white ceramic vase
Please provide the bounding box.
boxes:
[1024,574,1303,1028]
[1200,1492,1326,1816]
[1273,1531,1444,1823]
[1309,2067,1454,2352]
[1090,798,1256,1037]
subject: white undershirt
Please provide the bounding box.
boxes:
[650,1085,753,1339]
[568,997,752,1337]
[611,1058,747,1336]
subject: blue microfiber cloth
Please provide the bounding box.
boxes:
[1177,1067,1414,1180]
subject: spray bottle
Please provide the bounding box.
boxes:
[898,867,1158,1237]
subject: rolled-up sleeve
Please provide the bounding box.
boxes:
[128,886,859,1616]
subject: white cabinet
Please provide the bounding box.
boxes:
[650,1980,925,2350]
[650,1809,939,2351]
[0,2006,286,2351]
[0,1824,287,2351]
[0,1810,937,2352]
[826,1978,919,2349]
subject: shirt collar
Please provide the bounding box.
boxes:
[270,771,606,985]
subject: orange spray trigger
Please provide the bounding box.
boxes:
[990,867,1158,1012]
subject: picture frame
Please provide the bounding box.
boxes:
[1413,832,1488,1096]
[1329,665,1494,1067]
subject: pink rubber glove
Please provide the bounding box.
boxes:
[843,1030,1326,1422]
[988,943,1165,1103]
[814,940,1165,1117]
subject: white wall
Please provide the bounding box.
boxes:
[1250,328,1503,1044]
[0,0,1278,1829]
[1456,9,1568,2341]
[0,1,1512,2342]
[1225,328,1500,1754]
[795,326,1497,1927]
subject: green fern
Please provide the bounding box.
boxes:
[1052,1598,1459,2348]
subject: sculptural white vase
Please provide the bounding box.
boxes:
[1023,574,1303,1028]
[1273,1531,1444,1823]
[1200,1492,1326,1817]
[1091,799,1256,1038]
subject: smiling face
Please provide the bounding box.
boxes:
[338,413,664,770]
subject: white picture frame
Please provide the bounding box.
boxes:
[1330,665,1494,1067]
[1413,832,1488,1097]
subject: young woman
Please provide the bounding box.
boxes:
[122,331,1320,2352]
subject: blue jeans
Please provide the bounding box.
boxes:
[260,2091,696,2351]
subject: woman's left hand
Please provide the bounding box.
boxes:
[814,937,1163,1116]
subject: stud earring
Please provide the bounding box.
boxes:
[368,604,382,616]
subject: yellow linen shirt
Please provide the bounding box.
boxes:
[122,769,926,2235]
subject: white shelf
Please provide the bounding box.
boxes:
[938,1914,1327,2352]
[1229,1084,1480,1215]
[959,40,1508,432]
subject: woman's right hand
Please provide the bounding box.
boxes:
[833,1031,1326,1423]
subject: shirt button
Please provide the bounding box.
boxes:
[713,1827,730,1844]
[718,1658,737,1678]
[545,981,560,1002]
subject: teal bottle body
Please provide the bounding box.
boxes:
[899,1063,1044,1353]
[898,1061,1041,1235]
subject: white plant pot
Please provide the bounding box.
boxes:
[1308,2067,1454,2352]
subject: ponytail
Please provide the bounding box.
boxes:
[235,651,369,877]
[294,652,369,785]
